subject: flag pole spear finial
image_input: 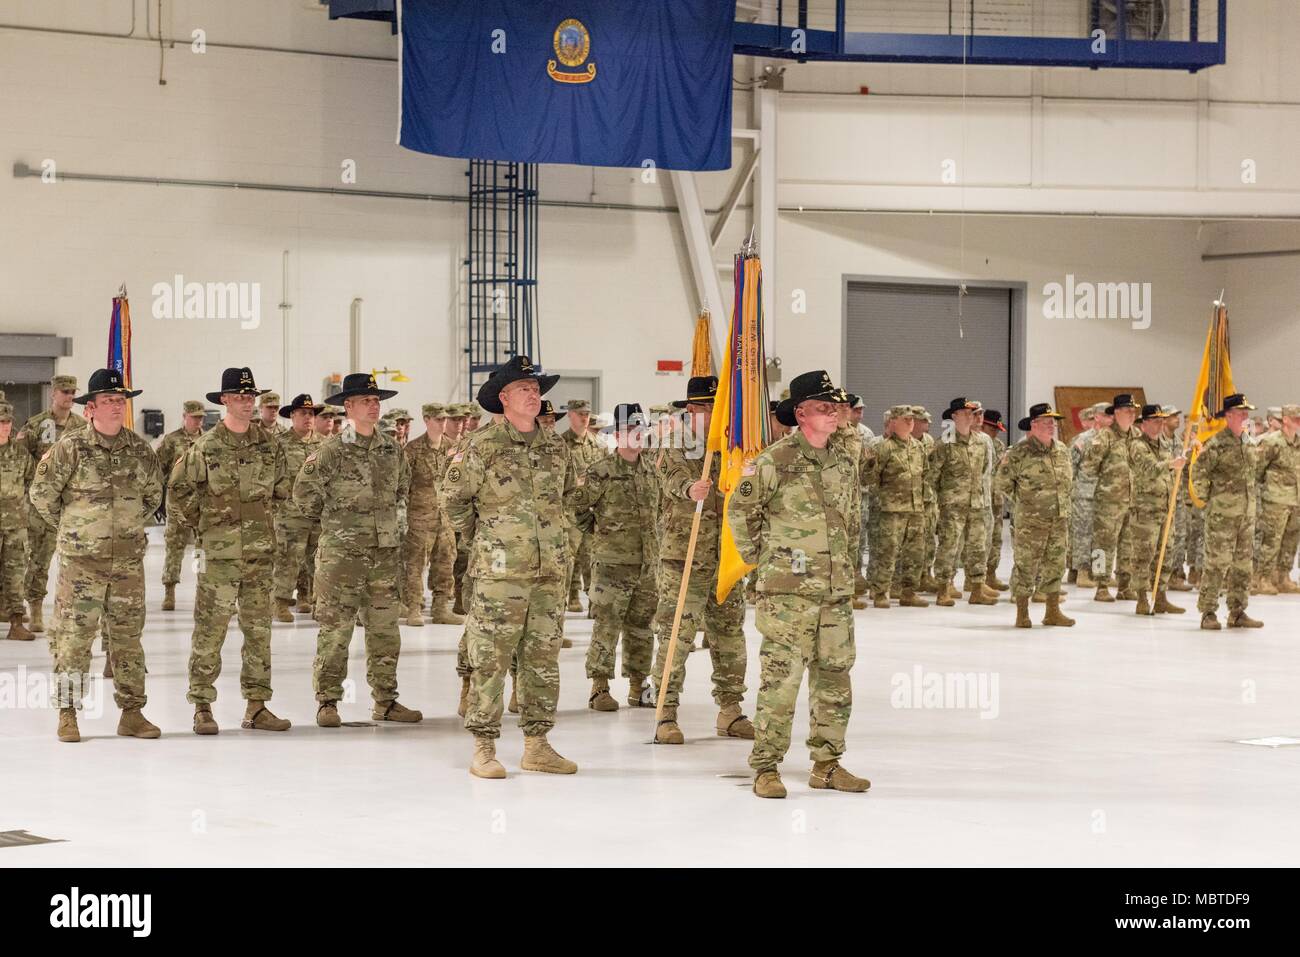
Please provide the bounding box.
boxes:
[118,282,128,299]
[741,226,757,259]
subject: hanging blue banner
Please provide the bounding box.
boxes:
[397,0,736,171]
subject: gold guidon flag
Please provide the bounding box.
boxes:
[690,309,713,377]
[1186,301,1234,507]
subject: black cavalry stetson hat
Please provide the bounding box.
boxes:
[279,393,325,418]
[1138,403,1169,422]
[1216,393,1256,417]
[476,355,559,415]
[536,399,566,420]
[1104,393,1139,415]
[75,368,142,404]
[982,409,1006,432]
[775,369,848,427]
[324,371,398,405]
[603,402,647,432]
[940,396,981,420]
[206,367,268,405]
[671,375,720,409]
[1016,402,1065,432]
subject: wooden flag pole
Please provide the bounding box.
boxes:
[654,447,715,726]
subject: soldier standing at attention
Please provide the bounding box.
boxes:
[650,375,753,746]
[294,372,422,726]
[1,402,35,640]
[572,403,659,711]
[930,399,998,608]
[19,374,85,634]
[1069,403,1109,587]
[864,406,928,608]
[729,371,870,799]
[1192,394,1263,630]
[443,404,472,615]
[256,392,285,435]
[909,407,940,594]
[1081,394,1139,602]
[1159,406,1196,594]
[441,356,578,778]
[168,368,293,734]
[994,403,1074,628]
[1253,404,1300,594]
[561,398,604,613]
[403,403,462,626]
[270,393,322,622]
[980,410,1010,589]
[29,369,163,743]
[155,400,206,611]
[1126,406,1187,616]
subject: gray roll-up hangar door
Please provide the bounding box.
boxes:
[842,279,1023,440]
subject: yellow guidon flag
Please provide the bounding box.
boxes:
[690,308,713,377]
[1186,301,1234,507]
[709,247,771,602]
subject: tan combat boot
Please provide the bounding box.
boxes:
[899,589,929,608]
[566,595,584,613]
[1277,570,1300,594]
[626,674,648,707]
[103,652,114,679]
[1227,609,1264,629]
[1134,591,1152,616]
[57,708,80,743]
[429,604,464,625]
[1014,596,1032,629]
[753,769,786,799]
[935,583,956,607]
[507,683,519,714]
[243,701,291,731]
[521,735,578,774]
[588,677,619,712]
[373,700,423,722]
[1032,590,1048,603]
[457,676,471,717]
[1154,591,1185,614]
[944,583,963,601]
[1200,612,1221,631]
[316,700,342,728]
[655,707,684,745]
[809,760,871,792]
[560,636,574,648]
[1188,568,1202,586]
[1254,573,1278,596]
[162,583,176,611]
[968,586,997,607]
[295,592,314,613]
[1043,593,1076,626]
[117,709,161,739]
[27,601,43,634]
[1076,568,1096,589]
[872,594,891,609]
[852,596,869,610]
[274,599,294,623]
[1168,571,1193,592]
[918,574,939,595]
[1116,586,1138,601]
[404,605,424,627]
[1067,568,1078,585]
[717,703,755,739]
[854,572,869,596]
[986,567,1009,591]
[1094,585,1115,603]
[470,736,506,779]
[979,582,1001,600]
[6,614,34,641]
[193,704,219,735]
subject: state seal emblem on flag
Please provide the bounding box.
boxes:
[548,18,595,84]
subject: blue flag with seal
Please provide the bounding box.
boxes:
[397,0,736,171]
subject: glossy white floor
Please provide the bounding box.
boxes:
[2,527,1298,868]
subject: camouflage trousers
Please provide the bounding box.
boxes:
[1090,500,1132,584]
[1198,512,1255,616]
[300,523,320,599]
[587,561,656,679]
[405,511,456,608]
[1125,505,1174,595]
[921,501,938,579]
[566,527,592,602]
[464,576,565,739]
[162,518,194,586]
[1069,491,1096,571]
[934,504,988,587]
[870,511,925,598]
[857,493,870,573]
[1183,502,1205,571]
[988,497,1005,573]
[1009,515,1068,599]
[749,594,854,772]
[313,545,403,705]
[0,524,28,617]
[23,512,58,605]
[51,555,147,710]
[1256,502,1300,575]
[272,516,314,603]
[651,559,747,711]
[451,532,469,607]
[188,556,274,704]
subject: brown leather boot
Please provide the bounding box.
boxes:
[872,594,891,609]
[404,605,424,627]
[717,703,755,738]
[1116,587,1138,601]
[117,709,161,739]
[588,678,619,712]
[521,735,577,774]
[899,589,929,608]
[1043,592,1075,626]
[1031,590,1047,603]
[27,601,43,634]
[809,760,871,792]
[428,604,465,625]
[1094,585,1115,603]
[457,676,471,717]
[1188,568,1202,586]
[655,707,684,745]
[753,769,786,799]
[316,700,342,728]
[1015,596,1032,628]
[57,707,80,743]
[1277,570,1300,594]
[1227,609,1263,629]
[1076,568,1096,588]
[193,704,219,735]
[243,701,291,731]
[627,673,649,707]
[6,614,34,641]
[470,736,506,779]
[968,587,997,606]
[274,598,294,623]
[986,567,1009,591]
[1153,591,1185,614]
[1252,573,1278,596]
[919,574,940,595]
[1200,611,1221,630]
[162,583,176,611]
[936,583,956,607]
[1134,591,1152,616]
[1067,568,1078,584]
[1168,572,1193,592]
[373,700,423,722]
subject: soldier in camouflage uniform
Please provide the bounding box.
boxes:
[294,372,422,726]
[402,402,462,626]
[729,371,870,800]
[650,376,753,746]
[268,393,322,622]
[442,404,472,615]
[29,369,163,743]
[930,399,998,607]
[441,356,579,778]
[1068,404,1107,587]
[847,395,875,600]
[1252,403,1300,594]
[571,403,658,711]
[257,392,286,436]
[1158,406,1196,593]
[19,374,85,633]
[1192,394,1263,629]
[968,403,1000,599]
[864,406,928,608]
[981,410,1009,588]
[995,403,1074,628]
[1,402,35,640]
[1080,394,1138,601]
[155,399,206,611]
[561,398,604,613]
[168,368,293,734]
[910,407,940,593]
[1125,405,1188,616]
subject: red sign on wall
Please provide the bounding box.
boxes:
[657,359,684,373]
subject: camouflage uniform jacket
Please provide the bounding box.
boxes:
[1070,427,1099,497]
[403,432,447,518]
[656,433,726,567]
[562,428,605,477]
[441,420,576,581]
[293,428,410,551]
[28,425,162,561]
[275,428,319,524]
[863,434,925,513]
[918,432,938,505]
[1080,422,1136,506]
[156,427,202,478]
[1255,430,1300,507]
[929,431,985,509]
[19,409,86,461]
[727,430,857,599]
[573,451,658,567]
[169,422,291,560]
[1130,432,1177,510]
[1191,429,1256,520]
[0,439,35,530]
[995,434,1072,524]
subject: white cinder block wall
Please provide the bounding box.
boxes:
[2,0,1298,424]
